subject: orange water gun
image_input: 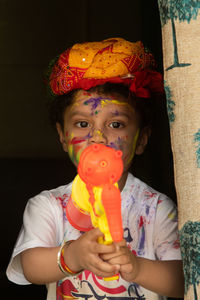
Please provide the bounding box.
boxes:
[66,143,124,279]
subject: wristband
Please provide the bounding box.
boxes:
[57,240,83,277]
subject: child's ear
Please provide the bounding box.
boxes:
[135,127,151,155]
[56,123,68,153]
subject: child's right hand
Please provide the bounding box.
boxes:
[64,228,120,278]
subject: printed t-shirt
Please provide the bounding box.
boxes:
[6,173,181,300]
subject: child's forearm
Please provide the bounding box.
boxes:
[20,243,84,284]
[132,258,184,298]
[20,247,67,284]
[20,229,118,284]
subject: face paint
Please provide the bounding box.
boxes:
[83,97,134,115]
[108,136,124,150]
[70,137,86,145]
[66,132,92,166]
[125,129,140,165]
[66,133,84,166]
[113,110,119,116]
[85,131,93,139]
[101,99,133,110]
[64,91,140,171]
[94,129,103,138]
[68,143,83,166]
[83,96,108,115]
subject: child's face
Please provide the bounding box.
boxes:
[57,90,148,175]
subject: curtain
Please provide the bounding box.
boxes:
[157,1,200,299]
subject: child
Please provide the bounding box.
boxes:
[6,38,184,300]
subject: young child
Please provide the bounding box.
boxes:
[6,38,184,300]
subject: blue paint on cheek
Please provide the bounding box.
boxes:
[84,131,92,139]
[108,137,124,150]
[108,142,119,150]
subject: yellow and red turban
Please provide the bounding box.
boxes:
[49,37,163,98]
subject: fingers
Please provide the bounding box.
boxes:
[115,239,127,247]
[105,253,130,266]
[78,246,120,277]
[72,228,120,275]
[101,239,127,261]
[88,227,104,241]
[85,228,117,254]
[93,243,117,254]
[120,263,134,274]
[89,256,120,277]
[100,240,137,278]
[72,230,134,278]
[100,250,120,261]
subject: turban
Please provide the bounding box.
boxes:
[49,38,164,98]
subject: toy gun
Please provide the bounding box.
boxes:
[66,143,124,279]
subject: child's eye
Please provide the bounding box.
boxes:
[76,121,90,128]
[109,122,124,129]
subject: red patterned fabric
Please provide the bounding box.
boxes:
[49,38,164,98]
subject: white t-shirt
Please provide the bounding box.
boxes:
[7,173,181,300]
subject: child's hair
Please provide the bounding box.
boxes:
[48,82,155,131]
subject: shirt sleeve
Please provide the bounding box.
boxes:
[6,192,62,284]
[153,195,181,261]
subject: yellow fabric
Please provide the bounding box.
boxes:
[68,38,148,79]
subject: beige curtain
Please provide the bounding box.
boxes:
[157,1,200,299]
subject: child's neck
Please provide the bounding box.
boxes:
[118,171,128,192]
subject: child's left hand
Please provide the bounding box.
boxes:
[101,240,184,298]
[100,239,139,282]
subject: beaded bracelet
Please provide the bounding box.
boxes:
[57,240,83,277]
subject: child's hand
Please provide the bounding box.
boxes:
[101,242,184,298]
[100,239,139,282]
[64,228,120,278]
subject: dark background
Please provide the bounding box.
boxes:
[1,0,177,299]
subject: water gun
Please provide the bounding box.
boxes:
[66,143,124,279]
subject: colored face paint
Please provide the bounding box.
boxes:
[66,133,84,165]
[70,137,86,145]
[83,96,108,115]
[83,97,134,116]
[93,129,103,138]
[108,136,124,150]
[101,99,133,110]
[125,129,140,166]
[66,132,92,166]
[63,90,142,175]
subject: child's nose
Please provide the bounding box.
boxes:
[89,129,107,144]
